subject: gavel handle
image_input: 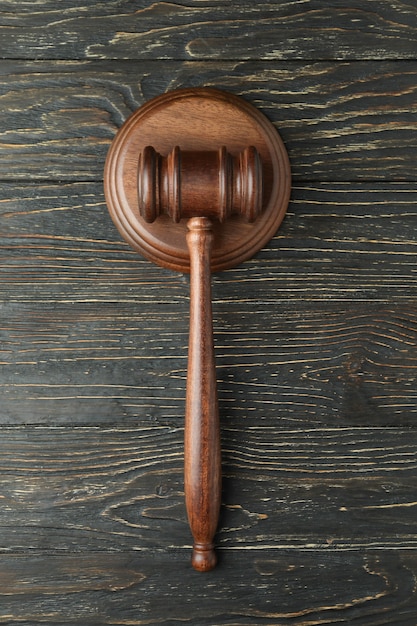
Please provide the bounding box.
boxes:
[185,216,221,571]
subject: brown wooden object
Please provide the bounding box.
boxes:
[104,88,291,570]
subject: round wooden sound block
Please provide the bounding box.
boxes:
[104,88,291,272]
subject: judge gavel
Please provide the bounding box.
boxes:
[138,144,262,570]
[104,88,291,571]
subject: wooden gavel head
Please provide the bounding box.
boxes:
[138,145,263,224]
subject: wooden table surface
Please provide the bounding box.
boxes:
[1,2,417,624]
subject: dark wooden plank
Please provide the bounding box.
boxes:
[1,182,416,426]
[1,1,417,61]
[2,300,416,426]
[2,182,416,302]
[1,550,417,624]
[1,61,417,182]
[0,550,416,625]
[1,426,417,552]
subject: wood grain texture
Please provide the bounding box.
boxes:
[0,426,417,553]
[1,183,415,426]
[1,60,417,182]
[0,550,416,625]
[0,1,417,61]
[1,0,416,618]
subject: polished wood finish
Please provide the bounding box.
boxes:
[105,88,290,569]
[185,217,221,571]
[104,87,291,273]
[136,139,263,567]
[138,146,263,224]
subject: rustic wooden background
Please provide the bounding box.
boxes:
[1,2,417,624]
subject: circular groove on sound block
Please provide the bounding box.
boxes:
[104,88,291,273]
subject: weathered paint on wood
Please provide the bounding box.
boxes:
[0,1,417,61]
[1,183,416,427]
[0,426,417,553]
[1,61,417,181]
[1,551,417,624]
[1,0,416,622]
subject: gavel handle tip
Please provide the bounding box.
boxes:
[191,544,217,572]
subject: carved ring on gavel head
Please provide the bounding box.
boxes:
[104,88,291,571]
